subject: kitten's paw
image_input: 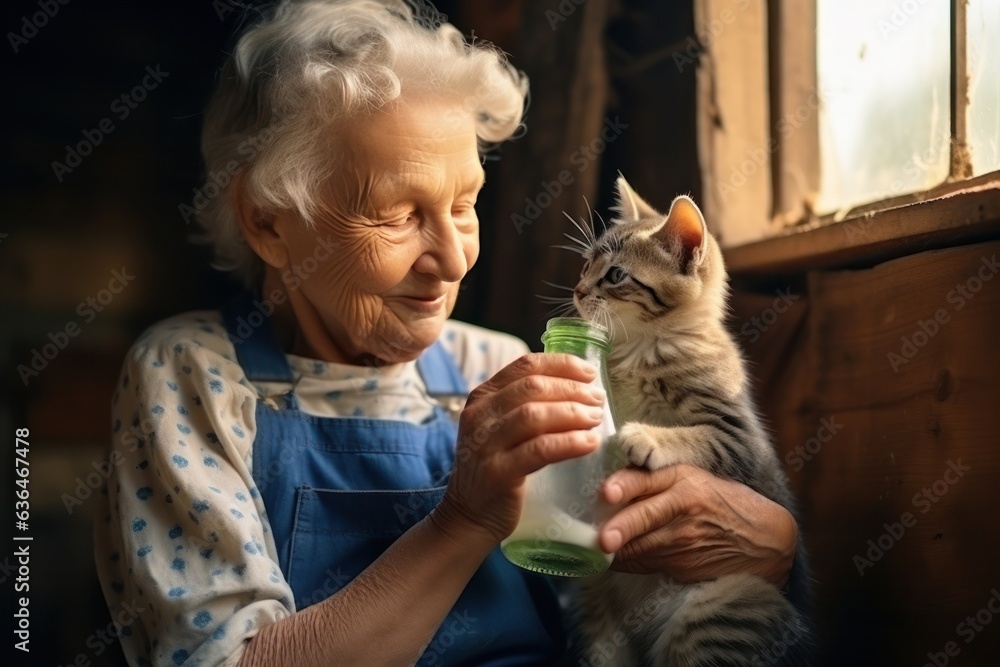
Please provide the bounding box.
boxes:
[619,423,673,470]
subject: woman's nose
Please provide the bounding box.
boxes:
[419,216,469,282]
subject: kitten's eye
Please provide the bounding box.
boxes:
[604,266,628,285]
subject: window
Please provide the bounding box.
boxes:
[967,0,1000,176]
[815,0,951,214]
[695,0,1000,250]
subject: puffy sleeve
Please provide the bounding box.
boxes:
[93,316,295,667]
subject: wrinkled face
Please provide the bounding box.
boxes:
[277,98,483,364]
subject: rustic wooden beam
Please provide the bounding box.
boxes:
[732,239,1000,663]
[694,0,772,248]
[462,0,613,344]
[950,0,973,180]
[725,178,1000,278]
[768,0,820,229]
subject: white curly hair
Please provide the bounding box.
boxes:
[192,0,528,285]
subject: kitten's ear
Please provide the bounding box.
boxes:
[614,175,660,223]
[653,195,707,273]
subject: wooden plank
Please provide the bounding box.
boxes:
[601,0,701,216]
[769,0,820,229]
[728,286,809,402]
[695,0,773,247]
[951,0,973,179]
[724,179,1000,278]
[735,240,1000,665]
[457,0,613,344]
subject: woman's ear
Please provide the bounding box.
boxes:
[231,172,289,269]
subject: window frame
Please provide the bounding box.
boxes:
[696,0,1000,272]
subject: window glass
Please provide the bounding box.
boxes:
[967,0,1000,176]
[816,0,951,213]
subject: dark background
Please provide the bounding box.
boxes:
[0,1,699,665]
[4,2,1000,666]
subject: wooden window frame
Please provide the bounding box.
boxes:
[695,0,1000,275]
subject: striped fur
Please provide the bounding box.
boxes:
[569,178,809,666]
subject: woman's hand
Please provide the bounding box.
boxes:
[598,464,798,588]
[433,353,607,547]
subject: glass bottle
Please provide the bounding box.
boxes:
[500,317,621,577]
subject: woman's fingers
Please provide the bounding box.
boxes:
[602,464,688,504]
[460,354,607,455]
[499,430,601,479]
[480,353,598,396]
[489,400,604,449]
[446,352,610,542]
[490,373,606,417]
[599,466,697,553]
[600,492,685,553]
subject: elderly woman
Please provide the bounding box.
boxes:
[95,1,802,665]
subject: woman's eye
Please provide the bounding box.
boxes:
[452,202,477,216]
[604,266,628,285]
[387,213,416,227]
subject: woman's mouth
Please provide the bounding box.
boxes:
[395,293,447,312]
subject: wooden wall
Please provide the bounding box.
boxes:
[730,239,1000,666]
[448,0,701,347]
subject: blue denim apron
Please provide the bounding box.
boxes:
[222,293,565,666]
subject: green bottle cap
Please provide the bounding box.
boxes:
[541,317,610,356]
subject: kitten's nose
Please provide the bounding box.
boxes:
[574,287,589,301]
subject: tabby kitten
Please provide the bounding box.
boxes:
[570,176,810,666]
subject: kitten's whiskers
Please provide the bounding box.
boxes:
[605,305,629,342]
[536,281,579,322]
[559,232,591,254]
[536,295,578,322]
[582,197,613,241]
[562,211,597,251]
[552,244,587,256]
[593,209,610,234]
